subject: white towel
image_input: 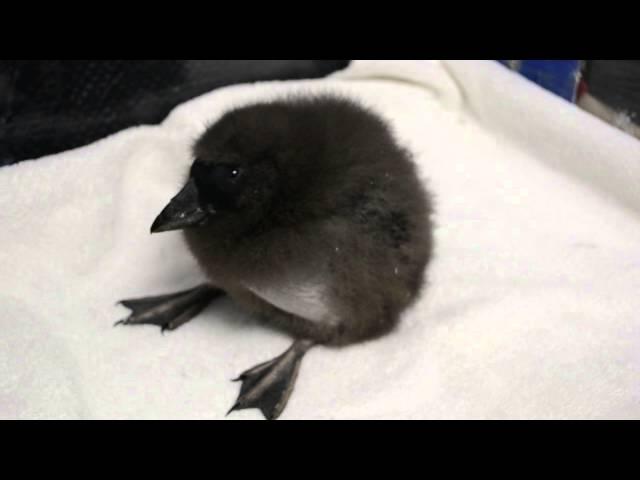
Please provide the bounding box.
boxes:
[2,60,639,419]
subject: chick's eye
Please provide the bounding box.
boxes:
[211,164,245,192]
[191,161,245,199]
[210,164,242,183]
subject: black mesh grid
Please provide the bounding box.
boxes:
[0,60,350,166]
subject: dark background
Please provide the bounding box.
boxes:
[584,60,640,120]
[0,60,350,166]
[2,60,637,167]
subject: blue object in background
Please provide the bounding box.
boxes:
[498,60,582,102]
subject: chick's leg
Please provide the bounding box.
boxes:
[114,284,224,333]
[228,339,315,420]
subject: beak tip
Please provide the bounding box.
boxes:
[149,180,208,234]
[150,217,162,234]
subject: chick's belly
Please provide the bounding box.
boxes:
[224,282,341,327]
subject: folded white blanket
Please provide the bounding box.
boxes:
[2,60,639,419]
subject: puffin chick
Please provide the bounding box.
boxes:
[115,94,434,419]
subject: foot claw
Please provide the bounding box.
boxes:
[226,403,240,416]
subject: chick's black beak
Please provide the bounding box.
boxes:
[150,179,213,234]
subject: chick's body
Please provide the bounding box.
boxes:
[184,95,433,346]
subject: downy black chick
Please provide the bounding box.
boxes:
[115,94,434,419]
